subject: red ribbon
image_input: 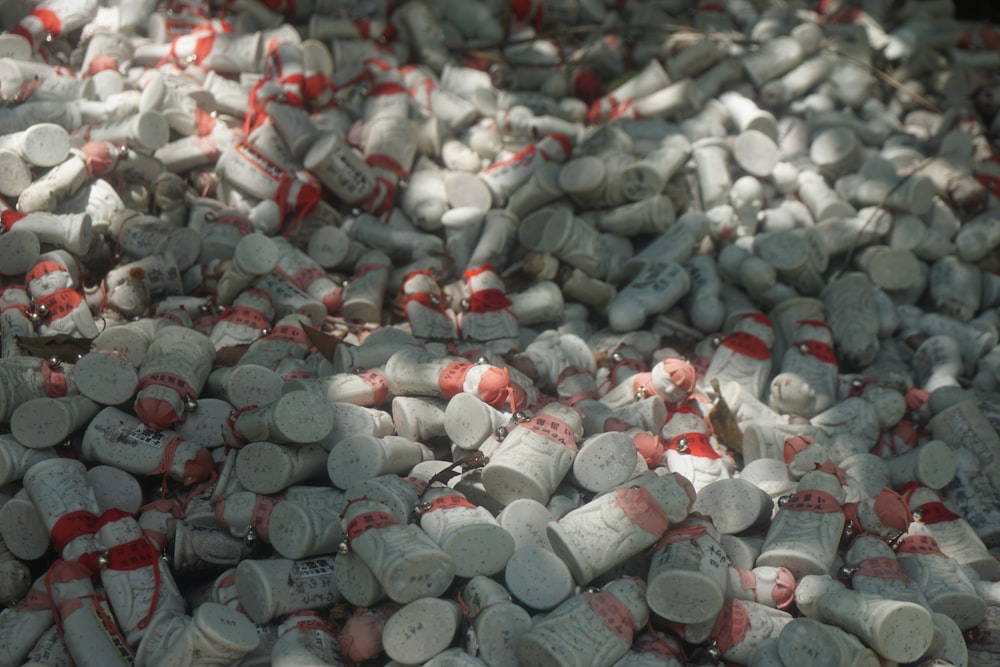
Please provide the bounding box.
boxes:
[796,339,838,365]
[12,8,62,48]
[1,209,27,232]
[522,413,578,451]
[855,556,910,582]
[220,305,272,330]
[51,510,98,553]
[467,289,512,314]
[135,371,199,402]
[896,535,946,557]
[345,511,399,542]
[780,490,842,513]
[585,591,633,643]
[914,501,962,524]
[34,289,84,324]
[419,494,477,514]
[720,331,771,360]
[42,359,68,398]
[667,432,720,459]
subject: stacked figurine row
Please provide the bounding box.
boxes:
[1,0,1000,666]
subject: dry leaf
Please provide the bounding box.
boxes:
[708,378,743,454]
[303,325,344,361]
[16,334,94,363]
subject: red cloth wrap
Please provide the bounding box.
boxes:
[522,413,578,451]
[420,494,477,513]
[632,431,665,466]
[476,366,523,409]
[221,305,271,330]
[896,535,946,557]
[668,432,720,459]
[872,489,911,533]
[615,486,671,537]
[51,510,98,553]
[405,290,447,312]
[80,141,117,178]
[915,501,962,524]
[366,153,409,182]
[783,435,814,464]
[780,490,841,513]
[346,511,399,542]
[287,265,327,289]
[135,372,199,402]
[709,599,750,655]
[584,591,633,643]
[467,288,512,313]
[739,312,774,328]
[654,524,708,551]
[26,260,68,284]
[855,556,910,582]
[438,360,472,397]
[266,324,310,346]
[41,359,68,398]
[797,339,838,365]
[1,209,27,232]
[13,8,61,48]
[181,447,214,486]
[720,331,770,360]
[104,536,160,572]
[0,302,30,318]
[34,289,84,324]
[357,369,389,405]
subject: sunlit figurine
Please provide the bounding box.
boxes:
[756,467,846,578]
[517,578,649,667]
[26,253,99,339]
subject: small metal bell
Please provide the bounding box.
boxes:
[634,388,647,401]
[429,294,440,306]
[244,525,257,547]
[260,328,270,337]
[337,541,350,556]
[851,377,865,389]
[710,335,722,348]
[911,509,923,521]
[96,552,110,569]
[476,355,489,365]
[460,297,470,310]
[674,437,689,453]
[798,342,810,354]
[777,493,794,507]
[47,356,60,368]
[416,501,432,513]
[36,303,49,317]
[184,394,198,411]
[611,351,624,363]
[839,565,858,579]
[842,519,855,540]
[512,410,530,423]
[494,425,508,441]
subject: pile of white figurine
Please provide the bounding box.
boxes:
[1,0,1000,665]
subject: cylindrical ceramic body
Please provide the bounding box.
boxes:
[341,498,456,604]
[547,472,694,585]
[82,406,213,485]
[235,555,342,624]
